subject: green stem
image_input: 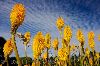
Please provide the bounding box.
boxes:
[35,60,36,66]
[54,50,56,57]
[79,46,82,66]
[12,34,22,66]
[24,45,28,65]
[97,59,99,66]
[5,56,9,66]
[47,48,49,65]
[92,49,95,66]
[74,54,76,66]
[68,45,71,66]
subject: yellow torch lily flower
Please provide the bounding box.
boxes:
[85,48,90,58]
[88,31,95,40]
[96,52,99,59]
[63,25,72,43]
[52,38,59,50]
[88,40,95,49]
[58,47,68,61]
[85,48,90,55]
[62,38,68,48]
[70,44,75,51]
[89,58,93,65]
[76,29,85,44]
[32,31,45,59]
[24,31,31,45]
[32,62,35,66]
[56,16,64,31]
[32,61,40,66]
[3,38,14,58]
[43,52,47,60]
[45,33,51,49]
[10,3,25,33]
[88,31,95,49]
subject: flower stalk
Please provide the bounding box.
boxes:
[12,34,22,66]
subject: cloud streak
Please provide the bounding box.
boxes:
[0,0,100,57]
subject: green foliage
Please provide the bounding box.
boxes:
[21,57,32,65]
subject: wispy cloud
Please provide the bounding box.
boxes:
[0,0,100,57]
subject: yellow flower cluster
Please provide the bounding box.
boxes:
[88,31,95,49]
[62,38,68,47]
[63,26,72,43]
[32,62,35,66]
[24,31,31,45]
[88,40,95,49]
[10,3,25,32]
[43,52,47,60]
[52,38,59,50]
[3,39,14,57]
[58,48,68,61]
[70,44,75,51]
[88,31,95,40]
[76,29,85,44]
[32,31,45,59]
[96,52,99,59]
[89,58,93,65]
[85,48,90,55]
[32,61,40,66]
[85,48,90,58]
[56,16,64,31]
[45,33,51,49]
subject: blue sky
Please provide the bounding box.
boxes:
[0,0,100,58]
